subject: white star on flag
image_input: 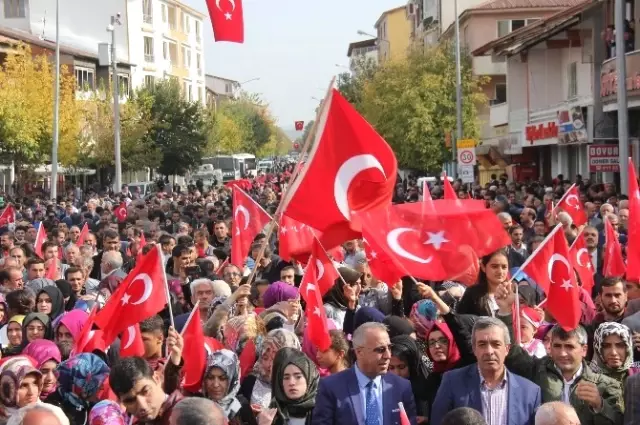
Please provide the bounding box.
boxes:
[370,251,378,259]
[313,307,321,316]
[424,231,449,250]
[121,293,131,305]
[280,226,287,235]
[225,12,232,20]
[560,279,573,291]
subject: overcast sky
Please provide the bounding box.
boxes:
[184,0,404,131]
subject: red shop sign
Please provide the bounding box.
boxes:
[525,121,558,143]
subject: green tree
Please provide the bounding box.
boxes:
[205,105,247,154]
[359,43,487,171]
[219,98,273,154]
[141,79,207,176]
[336,56,378,110]
[81,86,160,172]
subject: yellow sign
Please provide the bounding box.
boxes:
[456,139,476,149]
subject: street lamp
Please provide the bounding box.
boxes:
[233,77,260,98]
[107,13,123,194]
[50,0,60,200]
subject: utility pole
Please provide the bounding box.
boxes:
[615,0,629,195]
[453,0,463,179]
[50,0,60,200]
[109,15,122,194]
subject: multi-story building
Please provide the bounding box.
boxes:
[346,38,378,74]
[438,0,582,182]
[373,5,413,62]
[127,0,206,104]
[205,74,238,110]
[473,1,603,182]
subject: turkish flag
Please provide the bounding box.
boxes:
[442,176,457,200]
[214,257,229,275]
[300,263,332,351]
[94,245,168,345]
[556,185,587,226]
[114,202,127,223]
[399,402,411,425]
[231,186,272,267]
[362,228,407,285]
[422,181,433,203]
[76,222,89,246]
[206,0,244,43]
[73,305,102,355]
[181,307,205,392]
[45,259,59,280]
[239,338,257,380]
[569,232,595,295]
[327,246,345,263]
[278,214,317,262]
[626,157,640,281]
[280,89,397,249]
[119,324,145,357]
[545,228,581,331]
[603,217,626,277]
[359,201,508,282]
[308,238,339,296]
[521,225,561,294]
[34,224,47,259]
[295,121,304,131]
[0,204,16,228]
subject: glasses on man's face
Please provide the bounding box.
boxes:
[365,344,393,354]
[427,338,449,348]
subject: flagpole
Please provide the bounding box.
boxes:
[508,224,563,283]
[164,300,200,363]
[245,78,335,285]
[158,244,175,329]
[569,227,585,250]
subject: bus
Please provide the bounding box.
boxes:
[202,153,257,182]
[232,153,257,177]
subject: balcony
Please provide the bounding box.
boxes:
[472,55,506,76]
[143,14,153,25]
[490,102,508,127]
[144,54,155,63]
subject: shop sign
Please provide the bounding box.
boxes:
[601,52,640,103]
[524,121,559,145]
[588,144,620,172]
[499,133,522,155]
[557,107,588,144]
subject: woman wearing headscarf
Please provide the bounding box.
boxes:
[265,347,318,425]
[384,316,416,339]
[351,306,385,334]
[390,336,430,421]
[239,328,301,412]
[88,400,129,425]
[222,313,265,355]
[409,299,437,366]
[202,349,256,425]
[2,315,25,356]
[591,322,640,385]
[322,268,361,330]
[36,286,66,320]
[262,282,298,309]
[21,313,52,345]
[0,356,42,425]
[54,309,89,360]
[22,339,62,403]
[52,353,111,425]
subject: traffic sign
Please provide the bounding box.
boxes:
[458,147,476,165]
[456,139,476,149]
[459,165,475,184]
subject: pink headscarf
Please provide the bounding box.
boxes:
[22,339,61,400]
[302,319,337,377]
[57,309,89,341]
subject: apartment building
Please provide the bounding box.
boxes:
[374,6,413,62]
[128,0,206,104]
[205,74,238,109]
[346,38,378,74]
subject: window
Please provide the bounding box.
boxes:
[143,0,153,24]
[198,87,203,102]
[144,75,155,87]
[225,82,233,94]
[167,6,176,30]
[495,83,507,104]
[163,41,176,64]
[184,15,191,33]
[186,49,191,68]
[144,36,154,62]
[118,74,130,97]
[183,81,188,99]
[4,0,25,18]
[196,53,202,75]
[75,67,95,92]
[195,20,201,41]
[188,84,193,102]
[511,19,525,32]
[162,4,167,22]
[568,62,578,98]
[497,19,537,37]
[181,46,188,67]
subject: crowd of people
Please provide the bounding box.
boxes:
[0,169,637,425]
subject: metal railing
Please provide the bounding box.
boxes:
[143,14,153,24]
[144,54,154,63]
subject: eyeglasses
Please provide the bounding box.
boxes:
[361,344,393,354]
[427,338,449,348]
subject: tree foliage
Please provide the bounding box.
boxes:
[339,43,487,172]
[336,57,378,111]
[0,45,82,166]
[140,79,207,176]
[81,86,160,172]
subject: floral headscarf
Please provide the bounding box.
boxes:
[410,299,437,339]
[203,349,242,419]
[253,328,301,382]
[56,353,110,409]
[22,339,61,400]
[89,400,129,425]
[224,313,261,354]
[0,356,42,422]
[591,322,633,375]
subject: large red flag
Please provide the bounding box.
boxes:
[545,228,581,331]
[362,228,407,285]
[231,186,271,267]
[280,89,398,249]
[76,222,89,246]
[278,214,317,262]
[627,157,640,281]
[442,176,457,200]
[300,263,332,351]
[181,307,205,393]
[0,204,16,228]
[34,224,47,259]
[94,246,168,345]
[206,0,244,43]
[73,305,100,355]
[569,231,595,295]
[521,225,563,294]
[308,238,339,296]
[114,202,128,223]
[603,216,626,277]
[119,324,145,357]
[556,184,587,226]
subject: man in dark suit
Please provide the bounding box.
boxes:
[431,317,541,425]
[312,322,417,425]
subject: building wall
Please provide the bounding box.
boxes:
[377,8,412,62]
[0,0,130,63]
[439,0,486,39]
